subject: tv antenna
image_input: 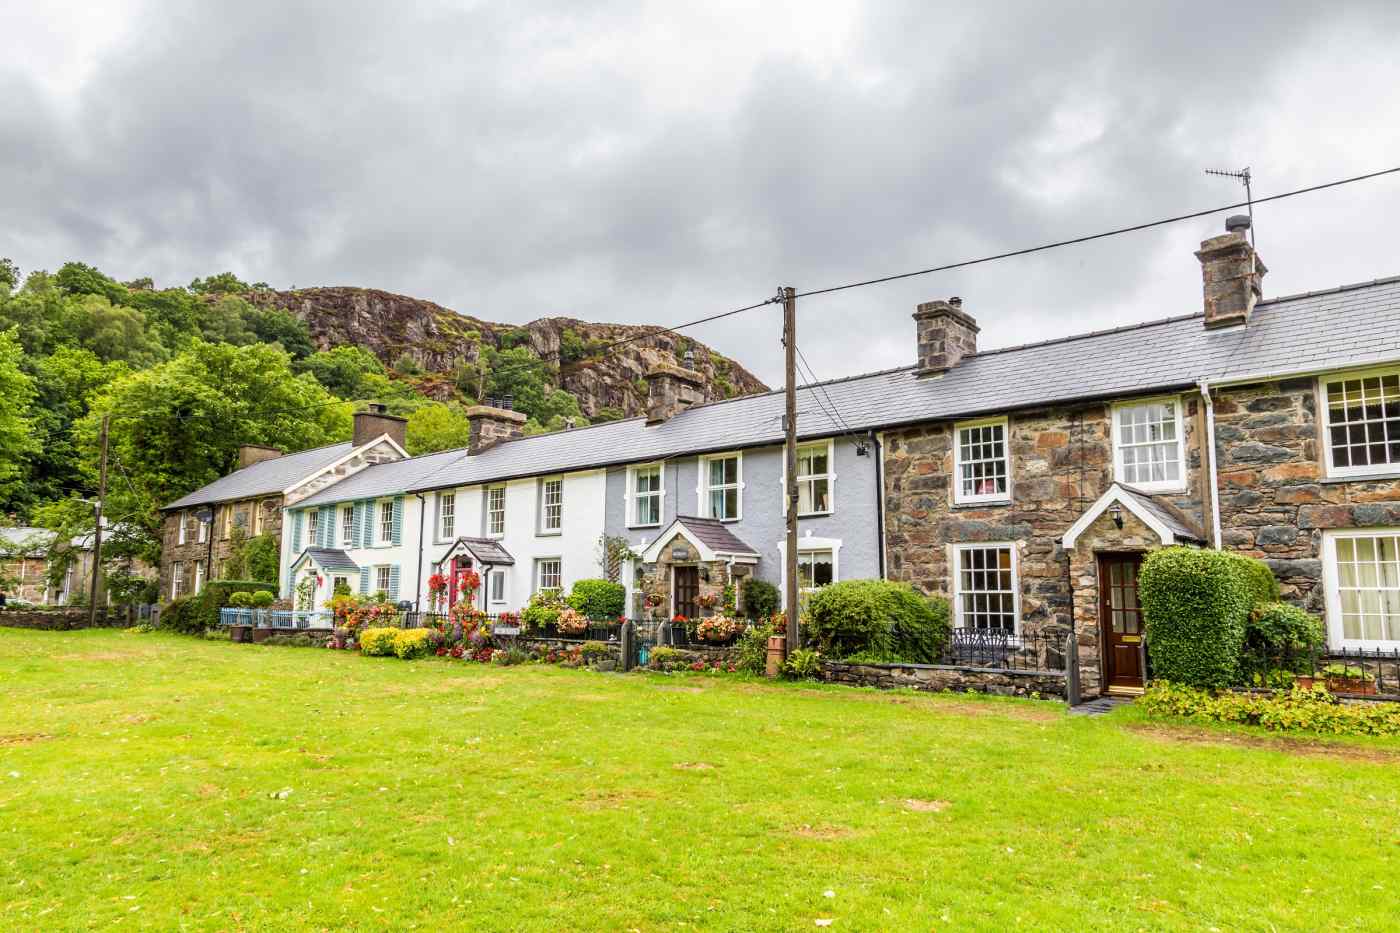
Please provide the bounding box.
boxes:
[1204,166,1254,247]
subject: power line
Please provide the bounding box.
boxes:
[791,165,1400,300]
[795,346,859,440]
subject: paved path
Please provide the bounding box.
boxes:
[1068,696,1133,717]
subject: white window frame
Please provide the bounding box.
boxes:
[193,560,205,594]
[340,505,355,547]
[177,511,188,545]
[439,493,456,540]
[170,561,184,600]
[776,536,842,594]
[197,513,208,543]
[305,510,318,549]
[1321,528,1400,650]
[953,417,1012,505]
[698,452,744,522]
[378,500,394,546]
[539,478,563,534]
[375,565,392,595]
[1319,365,1400,479]
[785,440,836,517]
[627,463,665,529]
[535,558,562,594]
[951,542,1022,635]
[489,570,507,605]
[487,486,506,537]
[1111,396,1187,493]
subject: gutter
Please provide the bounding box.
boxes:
[1198,380,1223,549]
[413,493,427,611]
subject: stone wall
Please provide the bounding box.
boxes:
[1066,509,1162,695]
[0,608,130,630]
[1214,378,1400,611]
[2,555,51,604]
[160,497,284,599]
[820,660,1066,699]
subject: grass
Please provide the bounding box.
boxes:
[1,629,1398,931]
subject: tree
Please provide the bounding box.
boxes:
[405,402,473,455]
[296,345,387,399]
[244,306,314,358]
[196,295,259,345]
[73,295,166,366]
[0,329,37,505]
[0,258,17,294]
[55,261,127,303]
[188,271,250,295]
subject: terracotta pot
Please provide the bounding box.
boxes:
[1326,677,1377,696]
[766,635,786,678]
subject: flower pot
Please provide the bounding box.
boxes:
[229,625,253,644]
[766,635,786,678]
[1326,676,1377,696]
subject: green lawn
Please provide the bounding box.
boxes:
[2,630,1397,931]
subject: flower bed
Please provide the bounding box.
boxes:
[1139,681,1400,736]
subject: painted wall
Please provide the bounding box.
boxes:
[603,435,883,593]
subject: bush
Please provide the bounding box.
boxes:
[393,628,434,659]
[743,578,781,620]
[250,589,275,608]
[1225,553,1280,608]
[782,647,823,680]
[1246,602,1325,656]
[359,627,400,657]
[581,640,612,660]
[159,596,202,635]
[734,622,774,675]
[804,580,951,663]
[567,579,625,619]
[521,590,564,631]
[177,580,277,634]
[228,591,254,608]
[1139,681,1400,737]
[1139,547,1250,689]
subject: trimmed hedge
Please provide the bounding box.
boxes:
[1139,547,1252,689]
[159,596,202,635]
[743,578,781,621]
[566,579,625,620]
[805,580,951,663]
[1226,552,1281,607]
[162,579,277,634]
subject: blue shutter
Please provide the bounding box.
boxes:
[291,510,304,552]
[359,567,370,594]
[388,564,401,602]
[352,502,363,549]
[362,500,374,547]
[391,496,404,546]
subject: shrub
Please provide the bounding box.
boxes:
[743,578,781,620]
[1246,602,1325,656]
[159,596,202,635]
[581,641,613,661]
[782,647,823,680]
[1138,547,1250,689]
[734,622,773,675]
[393,628,434,659]
[648,646,686,671]
[555,608,590,635]
[228,591,254,608]
[1224,552,1281,608]
[490,647,532,666]
[178,580,277,634]
[1139,681,1400,736]
[521,591,565,631]
[804,580,951,663]
[359,627,400,657]
[566,579,625,619]
[250,589,275,608]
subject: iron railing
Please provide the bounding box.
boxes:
[935,627,1068,672]
[1239,643,1400,698]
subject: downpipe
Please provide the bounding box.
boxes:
[1198,380,1223,550]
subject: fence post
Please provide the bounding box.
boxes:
[620,620,635,672]
[1065,631,1081,707]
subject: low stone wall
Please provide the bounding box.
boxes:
[821,660,1066,699]
[0,608,131,631]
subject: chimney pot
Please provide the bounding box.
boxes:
[912,298,979,374]
[1225,214,1251,235]
[502,394,513,411]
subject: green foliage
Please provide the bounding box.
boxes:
[0,328,37,504]
[1245,602,1325,656]
[188,272,251,295]
[405,402,473,455]
[0,258,17,294]
[393,628,434,659]
[1139,681,1400,736]
[250,589,276,608]
[804,580,951,663]
[782,648,824,680]
[1225,552,1281,608]
[167,580,277,634]
[566,579,625,620]
[581,641,613,660]
[1139,547,1250,689]
[734,622,774,675]
[228,591,255,608]
[358,627,400,657]
[72,295,166,366]
[105,571,159,607]
[295,345,386,399]
[590,406,625,424]
[742,578,781,620]
[242,534,282,585]
[159,597,201,634]
[559,328,607,365]
[648,646,685,670]
[521,590,566,631]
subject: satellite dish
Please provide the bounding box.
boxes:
[194,506,214,523]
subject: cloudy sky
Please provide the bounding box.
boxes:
[5,1,1400,386]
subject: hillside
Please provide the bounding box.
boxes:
[247,287,768,419]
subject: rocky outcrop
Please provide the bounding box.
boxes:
[247,287,767,419]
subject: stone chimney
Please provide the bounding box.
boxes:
[465,403,527,453]
[237,444,282,469]
[1196,214,1267,328]
[645,363,705,425]
[913,297,979,374]
[353,403,408,449]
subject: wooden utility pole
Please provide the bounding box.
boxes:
[781,286,799,654]
[88,413,109,626]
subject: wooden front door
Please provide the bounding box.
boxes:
[1099,554,1146,691]
[673,566,700,619]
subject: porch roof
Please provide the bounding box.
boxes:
[291,547,360,573]
[639,516,760,563]
[1061,484,1206,550]
[432,536,516,567]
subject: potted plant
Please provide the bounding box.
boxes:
[1318,662,1377,696]
[696,593,719,612]
[695,614,743,645]
[556,607,590,636]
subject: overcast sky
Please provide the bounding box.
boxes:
[5,1,1400,386]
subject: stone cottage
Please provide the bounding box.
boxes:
[157,407,408,600]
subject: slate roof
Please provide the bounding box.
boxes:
[291,547,360,573]
[1118,486,1206,543]
[292,449,466,510]
[433,537,516,567]
[163,443,355,511]
[672,516,759,556]
[406,276,1400,492]
[0,527,54,556]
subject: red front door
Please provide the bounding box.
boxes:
[1099,554,1146,692]
[449,556,472,610]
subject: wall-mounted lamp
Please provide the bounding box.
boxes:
[1109,501,1124,530]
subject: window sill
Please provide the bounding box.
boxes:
[536,530,562,537]
[1116,481,1187,495]
[1321,471,1400,484]
[951,499,1011,510]
[796,511,833,519]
